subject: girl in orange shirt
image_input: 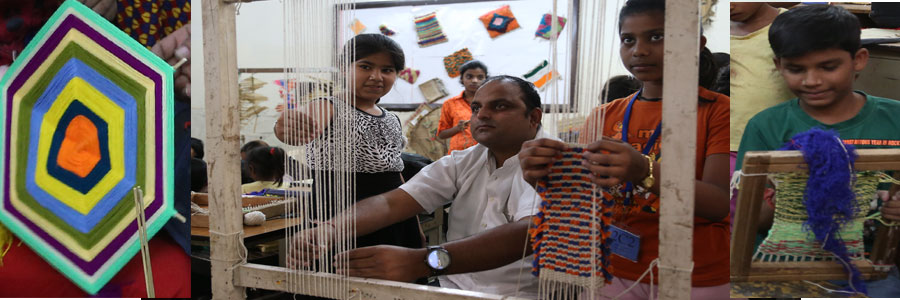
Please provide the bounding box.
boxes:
[437,60,488,153]
[518,0,730,298]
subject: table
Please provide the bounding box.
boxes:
[731,281,866,298]
[192,217,300,269]
[191,217,299,241]
[856,28,900,100]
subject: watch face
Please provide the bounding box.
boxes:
[427,249,450,270]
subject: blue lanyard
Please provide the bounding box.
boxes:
[621,90,662,154]
[620,90,661,202]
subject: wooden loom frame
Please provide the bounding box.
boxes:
[730,148,900,282]
[201,0,701,299]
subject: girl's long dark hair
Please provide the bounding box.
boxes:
[246,146,286,186]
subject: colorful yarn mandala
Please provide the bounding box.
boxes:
[0,0,175,294]
[530,143,613,286]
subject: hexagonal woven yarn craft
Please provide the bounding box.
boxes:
[0,0,174,294]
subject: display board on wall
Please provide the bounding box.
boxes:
[340,0,578,110]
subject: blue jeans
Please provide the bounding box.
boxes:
[830,266,900,297]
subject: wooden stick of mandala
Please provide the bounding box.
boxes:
[132,186,154,297]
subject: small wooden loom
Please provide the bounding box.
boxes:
[201,0,703,298]
[731,148,900,283]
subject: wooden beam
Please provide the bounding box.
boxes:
[732,260,879,282]
[742,148,900,174]
[235,264,530,300]
[868,184,900,268]
[202,0,245,299]
[730,172,767,280]
[659,0,699,298]
[237,67,285,73]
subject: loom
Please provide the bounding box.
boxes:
[201,0,703,298]
[731,145,900,294]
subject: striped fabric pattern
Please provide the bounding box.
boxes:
[414,12,447,48]
[523,60,559,91]
[531,144,613,286]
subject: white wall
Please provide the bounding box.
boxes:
[705,0,730,54]
[190,1,204,143]
[192,0,731,146]
[342,1,574,106]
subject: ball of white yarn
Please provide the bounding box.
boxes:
[243,211,266,226]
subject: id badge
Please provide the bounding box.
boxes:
[609,224,641,262]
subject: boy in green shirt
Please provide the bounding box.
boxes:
[735,4,900,296]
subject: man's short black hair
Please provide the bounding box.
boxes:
[769,5,861,58]
[481,75,542,114]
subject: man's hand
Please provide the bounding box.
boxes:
[286,223,335,269]
[582,137,647,187]
[518,138,566,185]
[335,245,429,283]
[150,24,191,100]
[880,190,900,222]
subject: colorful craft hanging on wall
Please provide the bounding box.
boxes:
[418,78,449,103]
[274,79,296,112]
[414,12,448,47]
[535,14,567,39]
[523,60,559,91]
[0,0,174,294]
[531,144,613,288]
[443,48,473,78]
[378,24,395,36]
[399,67,420,84]
[479,5,520,39]
[349,18,366,35]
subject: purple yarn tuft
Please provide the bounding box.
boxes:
[780,128,866,294]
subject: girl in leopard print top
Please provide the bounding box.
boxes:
[274,34,425,266]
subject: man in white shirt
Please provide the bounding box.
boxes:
[291,75,551,298]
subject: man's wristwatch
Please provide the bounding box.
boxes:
[424,245,451,277]
[638,154,655,189]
